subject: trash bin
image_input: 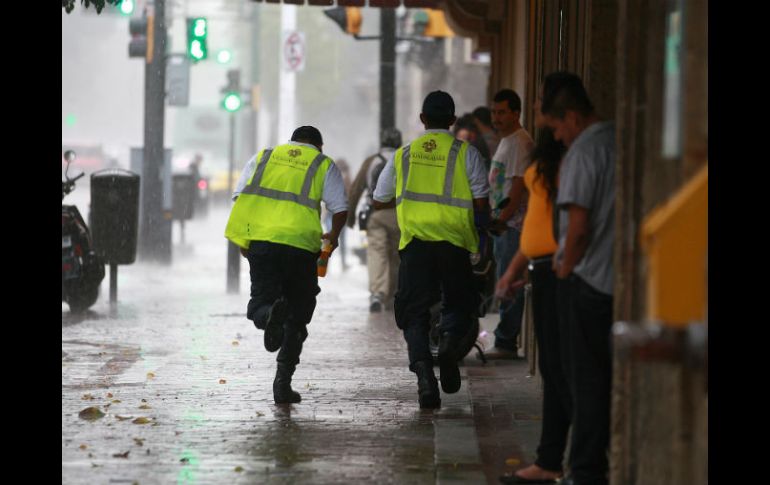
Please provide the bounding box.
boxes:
[172,173,195,221]
[90,169,140,265]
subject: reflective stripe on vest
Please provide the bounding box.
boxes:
[241,149,327,211]
[396,139,473,210]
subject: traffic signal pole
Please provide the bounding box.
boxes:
[380,8,396,134]
[138,0,171,263]
[226,110,240,294]
[224,69,242,294]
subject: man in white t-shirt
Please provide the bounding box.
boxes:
[484,89,534,360]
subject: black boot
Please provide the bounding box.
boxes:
[413,360,441,409]
[438,332,461,394]
[273,364,301,404]
[264,298,288,353]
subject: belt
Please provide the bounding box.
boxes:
[528,254,554,271]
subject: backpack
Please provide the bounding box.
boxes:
[358,154,387,231]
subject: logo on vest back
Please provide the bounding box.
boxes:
[288,149,302,158]
[422,139,437,153]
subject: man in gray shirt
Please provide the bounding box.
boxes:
[542,72,615,485]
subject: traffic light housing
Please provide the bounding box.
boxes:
[414,9,455,38]
[128,16,153,62]
[221,69,242,113]
[323,7,362,36]
[187,17,208,62]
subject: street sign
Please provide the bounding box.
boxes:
[166,54,190,107]
[282,31,305,72]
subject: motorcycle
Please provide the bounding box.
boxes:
[62,150,104,312]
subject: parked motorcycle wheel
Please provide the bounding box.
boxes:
[64,282,100,313]
[428,306,481,363]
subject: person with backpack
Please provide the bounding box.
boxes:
[346,128,403,312]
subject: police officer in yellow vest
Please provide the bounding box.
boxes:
[225,126,349,404]
[373,91,491,408]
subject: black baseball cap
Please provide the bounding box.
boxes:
[421,90,455,118]
[291,126,323,148]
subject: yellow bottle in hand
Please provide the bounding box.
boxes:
[317,239,332,277]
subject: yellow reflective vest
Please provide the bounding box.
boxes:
[395,132,478,253]
[224,144,331,253]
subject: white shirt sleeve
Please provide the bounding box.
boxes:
[372,153,397,202]
[511,131,534,178]
[232,152,260,201]
[322,161,349,214]
[464,144,490,198]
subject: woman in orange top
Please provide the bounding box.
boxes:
[497,97,569,484]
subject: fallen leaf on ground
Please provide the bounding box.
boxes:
[79,444,88,450]
[106,393,114,398]
[132,417,151,425]
[232,341,239,346]
[79,407,105,421]
[505,458,521,466]
[234,466,244,472]
[112,399,122,404]
[138,405,152,410]
[133,438,144,446]
[115,415,133,421]
[113,451,130,458]
[146,373,155,379]
[219,379,227,384]
[82,394,95,400]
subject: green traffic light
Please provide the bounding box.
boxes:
[191,40,205,60]
[223,93,242,112]
[119,0,135,15]
[217,50,232,64]
[187,17,208,61]
[194,19,207,37]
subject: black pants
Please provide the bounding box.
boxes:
[559,274,613,485]
[530,257,572,473]
[246,241,320,368]
[394,238,477,370]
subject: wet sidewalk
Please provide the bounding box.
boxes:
[62,206,544,485]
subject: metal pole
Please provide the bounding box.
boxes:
[110,263,118,303]
[227,112,240,294]
[139,0,170,263]
[380,8,397,134]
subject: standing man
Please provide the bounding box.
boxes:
[224,126,349,404]
[347,128,403,312]
[484,89,535,360]
[543,72,616,485]
[373,91,490,409]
